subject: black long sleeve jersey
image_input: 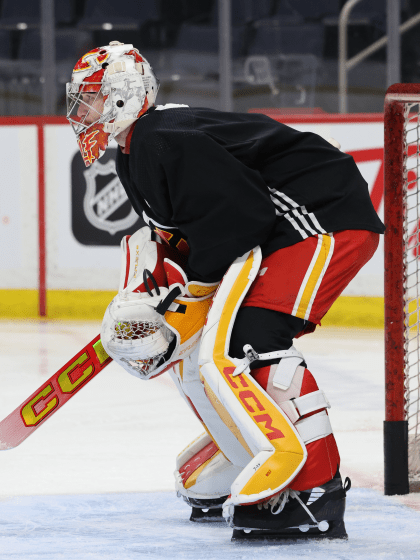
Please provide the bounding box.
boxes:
[116,105,385,282]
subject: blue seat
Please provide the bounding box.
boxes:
[350,0,386,30]
[211,0,273,26]
[0,30,12,58]
[18,29,93,61]
[249,21,324,57]
[289,0,341,22]
[78,0,159,30]
[0,0,74,28]
[270,0,304,24]
[170,23,246,78]
[175,24,245,58]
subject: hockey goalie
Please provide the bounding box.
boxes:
[67,41,385,540]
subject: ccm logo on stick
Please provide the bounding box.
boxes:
[20,342,107,427]
[223,367,285,441]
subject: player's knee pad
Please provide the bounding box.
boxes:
[250,357,340,491]
[174,432,242,504]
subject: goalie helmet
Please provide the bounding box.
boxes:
[66,41,159,167]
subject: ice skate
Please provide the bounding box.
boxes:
[178,494,227,522]
[228,469,351,541]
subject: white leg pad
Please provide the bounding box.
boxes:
[175,432,213,472]
[175,450,242,500]
[169,347,252,468]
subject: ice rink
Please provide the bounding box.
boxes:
[0,320,419,559]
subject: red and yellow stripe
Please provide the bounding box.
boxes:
[293,233,335,321]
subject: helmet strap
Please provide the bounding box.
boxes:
[103,118,137,135]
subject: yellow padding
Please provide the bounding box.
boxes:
[0,290,385,327]
[187,283,218,297]
[404,298,420,329]
[200,372,254,458]
[212,251,305,497]
[165,298,211,345]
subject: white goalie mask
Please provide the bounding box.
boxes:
[66,41,159,167]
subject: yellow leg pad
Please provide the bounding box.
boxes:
[199,248,307,505]
[223,367,305,499]
[202,361,306,502]
[200,373,254,459]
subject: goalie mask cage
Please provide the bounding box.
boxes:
[384,83,420,495]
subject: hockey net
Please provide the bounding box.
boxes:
[384,84,420,494]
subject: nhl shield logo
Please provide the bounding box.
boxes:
[83,159,138,235]
[71,148,143,246]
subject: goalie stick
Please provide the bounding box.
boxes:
[0,335,112,450]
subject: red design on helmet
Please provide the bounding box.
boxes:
[67,41,159,166]
[78,124,110,167]
[125,49,144,63]
[77,70,105,93]
[74,48,110,73]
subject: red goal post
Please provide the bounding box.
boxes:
[384,84,420,495]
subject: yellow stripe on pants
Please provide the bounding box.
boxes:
[295,234,334,320]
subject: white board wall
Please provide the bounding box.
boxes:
[0,117,386,296]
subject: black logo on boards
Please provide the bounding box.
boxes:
[71,149,144,246]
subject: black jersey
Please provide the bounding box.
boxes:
[116,105,384,282]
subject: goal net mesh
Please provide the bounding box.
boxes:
[404,103,420,484]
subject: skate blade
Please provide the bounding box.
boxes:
[190,507,225,523]
[231,520,348,541]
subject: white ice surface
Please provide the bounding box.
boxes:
[1,490,419,560]
[0,321,419,559]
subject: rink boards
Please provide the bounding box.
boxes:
[0,114,385,323]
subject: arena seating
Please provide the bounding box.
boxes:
[0,0,74,28]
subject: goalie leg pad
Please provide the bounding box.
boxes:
[199,248,307,508]
[229,305,340,492]
[169,349,253,468]
[251,362,340,491]
[174,432,242,503]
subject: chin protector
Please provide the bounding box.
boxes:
[198,247,307,507]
